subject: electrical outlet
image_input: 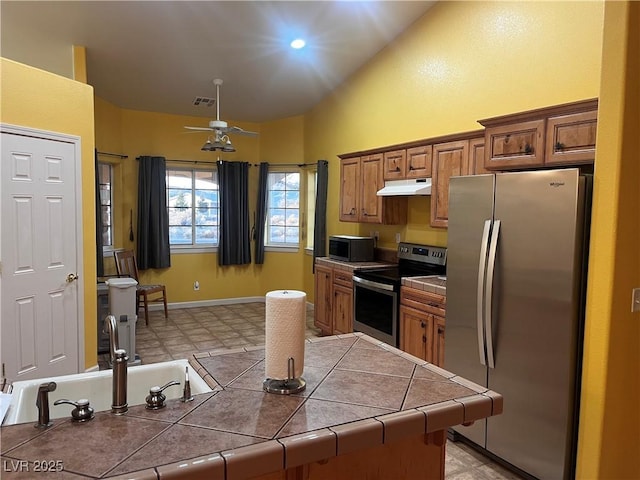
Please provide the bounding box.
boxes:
[194,281,200,291]
[632,288,640,313]
[395,233,401,244]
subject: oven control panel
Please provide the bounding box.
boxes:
[397,242,447,266]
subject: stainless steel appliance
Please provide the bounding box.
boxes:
[353,242,446,346]
[328,235,374,262]
[445,168,592,480]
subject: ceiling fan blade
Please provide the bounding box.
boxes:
[227,126,259,137]
[184,126,213,131]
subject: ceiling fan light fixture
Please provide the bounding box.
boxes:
[222,137,236,153]
[201,138,215,151]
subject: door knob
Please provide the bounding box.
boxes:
[66,273,78,283]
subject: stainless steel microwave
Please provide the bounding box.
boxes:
[328,235,374,262]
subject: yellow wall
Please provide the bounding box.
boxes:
[0,58,97,370]
[305,0,604,252]
[577,2,640,478]
[93,103,310,303]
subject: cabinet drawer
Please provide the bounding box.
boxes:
[400,287,445,317]
[332,269,353,288]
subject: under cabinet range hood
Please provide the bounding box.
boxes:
[376,178,432,196]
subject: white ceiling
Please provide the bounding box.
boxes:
[1,1,435,123]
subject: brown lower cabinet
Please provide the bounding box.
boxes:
[314,264,354,336]
[400,286,446,367]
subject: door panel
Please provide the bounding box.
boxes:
[487,169,583,479]
[2,131,81,381]
[444,174,495,446]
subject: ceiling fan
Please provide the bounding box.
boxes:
[185,79,258,152]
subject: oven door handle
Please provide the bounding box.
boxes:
[353,276,396,292]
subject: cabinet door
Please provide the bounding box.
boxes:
[339,158,360,222]
[360,154,384,223]
[545,110,597,165]
[314,265,333,334]
[333,284,353,334]
[400,305,432,361]
[469,137,489,175]
[483,119,545,170]
[406,145,433,178]
[383,149,406,180]
[431,140,470,228]
[433,315,446,368]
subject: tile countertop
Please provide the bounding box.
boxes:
[314,257,394,272]
[0,334,501,480]
[402,275,447,296]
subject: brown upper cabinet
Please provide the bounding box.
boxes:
[339,154,407,224]
[545,109,598,165]
[431,139,472,228]
[383,149,406,180]
[406,145,433,178]
[480,98,598,171]
[383,145,433,180]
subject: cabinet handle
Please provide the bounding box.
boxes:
[350,208,356,215]
[422,335,427,343]
[438,327,444,334]
[555,141,565,151]
[420,321,426,328]
[524,143,533,154]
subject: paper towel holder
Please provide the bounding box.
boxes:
[263,357,306,395]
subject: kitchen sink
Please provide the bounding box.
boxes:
[2,359,212,426]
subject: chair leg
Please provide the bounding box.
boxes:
[162,288,168,318]
[143,292,149,326]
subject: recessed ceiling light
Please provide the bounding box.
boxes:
[290,38,306,49]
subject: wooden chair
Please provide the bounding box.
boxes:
[113,249,168,325]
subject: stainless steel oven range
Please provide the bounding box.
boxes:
[352,242,446,347]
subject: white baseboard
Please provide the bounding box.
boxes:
[146,296,315,311]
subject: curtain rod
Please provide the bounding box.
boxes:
[135,157,217,165]
[251,162,317,167]
[97,151,128,159]
[134,157,317,168]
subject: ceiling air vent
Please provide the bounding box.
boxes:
[192,96,215,107]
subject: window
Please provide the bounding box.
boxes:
[266,170,300,246]
[166,168,219,247]
[97,162,113,248]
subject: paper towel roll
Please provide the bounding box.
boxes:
[264,290,306,380]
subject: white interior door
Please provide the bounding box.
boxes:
[1,126,84,381]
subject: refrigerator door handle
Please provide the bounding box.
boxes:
[477,219,492,366]
[484,219,500,369]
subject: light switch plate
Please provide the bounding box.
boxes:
[632,288,640,313]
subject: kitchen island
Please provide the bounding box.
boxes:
[0,333,502,479]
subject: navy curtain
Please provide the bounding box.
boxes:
[313,160,329,272]
[94,150,104,277]
[136,156,171,270]
[218,160,252,266]
[253,162,269,264]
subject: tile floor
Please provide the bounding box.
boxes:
[100,302,525,480]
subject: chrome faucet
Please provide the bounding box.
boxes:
[104,314,120,364]
[35,381,57,428]
[104,315,128,414]
[111,349,128,414]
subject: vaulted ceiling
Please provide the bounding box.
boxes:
[1,1,435,123]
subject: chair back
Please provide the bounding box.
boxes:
[113,250,140,282]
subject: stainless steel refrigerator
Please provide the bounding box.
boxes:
[445,168,591,480]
